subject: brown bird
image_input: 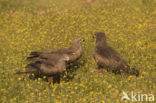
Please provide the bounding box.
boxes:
[16,39,84,84]
[93,32,139,76]
[16,54,70,84]
[27,38,84,63]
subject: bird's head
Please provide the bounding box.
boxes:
[71,38,85,46]
[94,32,106,40]
[69,38,85,51]
[93,32,107,44]
[73,38,85,43]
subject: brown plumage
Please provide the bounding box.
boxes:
[16,54,69,84]
[27,38,84,63]
[16,39,84,83]
[93,32,139,76]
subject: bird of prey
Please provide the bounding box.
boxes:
[93,32,139,76]
[27,38,84,63]
[16,54,70,84]
[16,38,84,84]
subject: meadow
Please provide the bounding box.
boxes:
[0,0,155,102]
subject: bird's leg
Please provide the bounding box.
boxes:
[47,76,53,87]
[66,63,71,75]
[54,74,60,84]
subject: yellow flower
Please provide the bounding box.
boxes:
[108,85,112,89]
[18,77,22,80]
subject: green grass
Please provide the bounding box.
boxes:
[0,0,155,103]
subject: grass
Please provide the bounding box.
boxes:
[0,0,155,103]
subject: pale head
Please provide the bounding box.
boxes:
[71,38,85,45]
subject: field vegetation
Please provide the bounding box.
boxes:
[0,0,155,102]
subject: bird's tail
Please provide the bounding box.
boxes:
[121,66,139,77]
[16,62,41,74]
[26,57,40,61]
[16,69,37,74]
[30,52,41,56]
[26,61,41,68]
[26,52,41,61]
[129,68,139,77]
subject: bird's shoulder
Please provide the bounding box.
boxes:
[95,46,123,62]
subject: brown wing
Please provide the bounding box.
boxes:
[27,49,66,61]
[39,59,66,75]
[93,46,128,69]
